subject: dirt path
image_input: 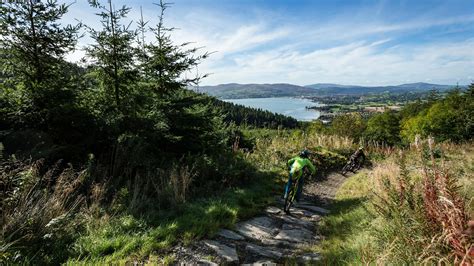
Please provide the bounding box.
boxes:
[172,172,348,265]
[303,172,348,207]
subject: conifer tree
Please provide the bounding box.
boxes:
[0,0,80,126]
[141,0,226,153]
[85,0,137,113]
[143,0,210,94]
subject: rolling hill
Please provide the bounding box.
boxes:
[194,83,319,99]
[194,82,458,99]
[305,82,455,95]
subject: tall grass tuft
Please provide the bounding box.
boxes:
[1,159,87,264]
[419,139,471,264]
[371,138,472,264]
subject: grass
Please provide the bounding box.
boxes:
[68,171,280,264]
[67,130,352,264]
[2,129,351,264]
[313,170,377,265]
[315,142,474,265]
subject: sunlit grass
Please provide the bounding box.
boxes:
[315,142,474,265]
[68,172,279,263]
[313,170,378,265]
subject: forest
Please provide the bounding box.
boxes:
[0,1,302,263]
[0,0,472,264]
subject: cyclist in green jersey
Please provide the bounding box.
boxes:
[284,149,316,202]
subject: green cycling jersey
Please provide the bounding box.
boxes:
[287,156,316,177]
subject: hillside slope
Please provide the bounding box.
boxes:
[194,82,458,99]
[305,82,455,95]
[194,83,318,99]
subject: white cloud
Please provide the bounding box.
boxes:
[171,22,291,60]
[60,1,474,86]
[201,39,474,86]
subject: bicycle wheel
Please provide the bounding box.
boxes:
[350,161,358,172]
[354,162,361,171]
[341,162,350,175]
[283,184,297,213]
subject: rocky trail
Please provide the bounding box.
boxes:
[172,172,348,265]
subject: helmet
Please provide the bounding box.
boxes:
[299,149,311,158]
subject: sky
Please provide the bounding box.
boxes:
[62,0,474,86]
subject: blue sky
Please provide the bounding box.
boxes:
[63,0,474,86]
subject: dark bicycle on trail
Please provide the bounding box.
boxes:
[341,147,365,176]
[283,169,311,213]
[341,159,361,175]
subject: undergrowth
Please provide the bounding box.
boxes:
[1,130,355,264]
[316,140,473,265]
[67,171,278,264]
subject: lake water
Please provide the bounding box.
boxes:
[223,97,321,121]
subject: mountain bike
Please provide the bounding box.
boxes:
[341,159,361,175]
[283,170,310,214]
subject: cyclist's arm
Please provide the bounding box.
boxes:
[306,159,316,174]
[287,157,296,167]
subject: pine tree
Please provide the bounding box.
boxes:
[140,0,227,153]
[142,0,210,94]
[0,0,80,127]
[85,0,137,113]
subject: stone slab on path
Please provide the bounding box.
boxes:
[197,259,219,266]
[260,238,299,248]
[217,229,245,240]
[277,214,314,229]
[298,200,316,205]
[265,206,281,215]
[235,216,278,240]
[245,243,283,259]
[288,207,320,218]
[202,240,239,263]
[274,226,314,243]
[298,204,330,215]
[242,260,277,266]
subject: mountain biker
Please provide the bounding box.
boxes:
[349,147,366,169]
[284,149,316,203]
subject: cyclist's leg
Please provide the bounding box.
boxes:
[283,172,293,198]
[296,174,304,202]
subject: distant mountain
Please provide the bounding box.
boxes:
[304,83,363,89]
[305,82,456,95]
[194,82,459,99]
[194,83,318,99]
